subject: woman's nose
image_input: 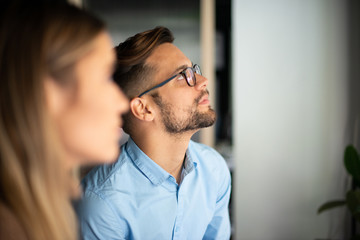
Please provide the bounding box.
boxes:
[115,84,129,114]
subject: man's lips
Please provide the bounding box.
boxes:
[198,95,210,105]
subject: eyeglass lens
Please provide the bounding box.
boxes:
[194,64,201,75]
[184,68,195,86]
[184,65,201,87]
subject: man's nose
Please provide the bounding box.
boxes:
[194,74,208,91]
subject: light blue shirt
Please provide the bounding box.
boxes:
[78,138,231,240]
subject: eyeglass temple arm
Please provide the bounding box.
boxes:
[138,75,177,97]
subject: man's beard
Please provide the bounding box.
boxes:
[152,91,216,134]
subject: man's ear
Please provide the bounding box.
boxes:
[130,97,154,122]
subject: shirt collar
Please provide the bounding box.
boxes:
[125,138,198,186]
[186,140,198,167]
[184,147,196,173]
[125,138,170,186]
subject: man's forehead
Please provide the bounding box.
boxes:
[146,43,191,67]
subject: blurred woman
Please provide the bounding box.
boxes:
[0,2,128,240]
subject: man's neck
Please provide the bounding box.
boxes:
[131,131,194,184]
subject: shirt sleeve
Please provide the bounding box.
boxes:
[77,190,126,240]
[203,157,232,240]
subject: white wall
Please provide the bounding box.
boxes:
[232,0,350,239]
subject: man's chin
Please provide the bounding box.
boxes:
[198,105,215,114]
[198,111,216,128]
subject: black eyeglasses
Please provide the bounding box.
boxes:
[138,64,201,97]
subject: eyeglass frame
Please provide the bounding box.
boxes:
[138,64,201,97]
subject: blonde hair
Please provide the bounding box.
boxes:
[0,2,105,240]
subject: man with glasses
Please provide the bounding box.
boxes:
[78,26,231,240]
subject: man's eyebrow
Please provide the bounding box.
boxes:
[172,64,190,75]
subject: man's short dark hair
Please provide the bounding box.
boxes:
[113,26,174,99]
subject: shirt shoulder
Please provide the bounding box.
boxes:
[188,140,229,170]
[81,143,131,193]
